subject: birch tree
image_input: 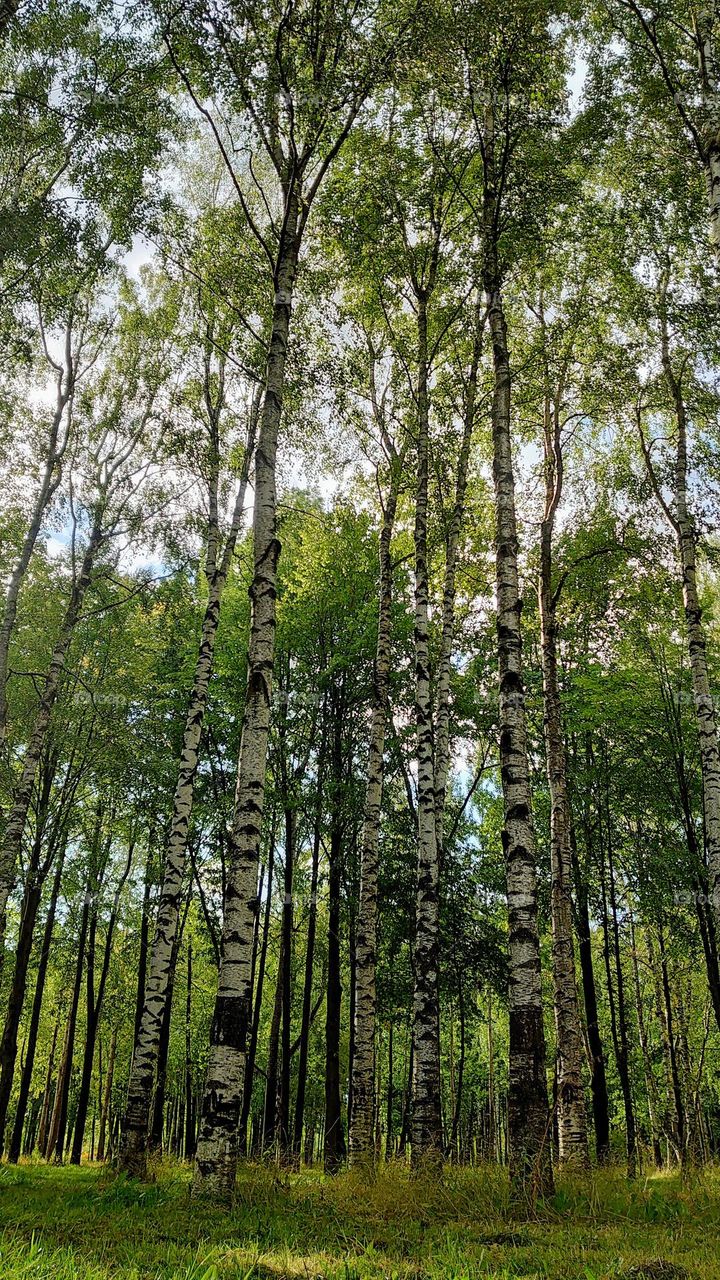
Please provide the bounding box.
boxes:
[163,0,416,1201]
[0,288,174,945]
[459,0,566,1198]
[0,291,114,745]
[601,0,720,259]
[635,257,720,945]
[532,282,590,1168]
[119,292,259,1177]
[350,349,407,1168]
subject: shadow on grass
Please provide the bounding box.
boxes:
[0,1160,717,1279]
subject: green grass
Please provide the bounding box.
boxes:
[0,1159,717,1279]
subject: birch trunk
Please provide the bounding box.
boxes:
[325,692,347,1174]
[434,299,484,856]
[185,943,195,1159]
[149,892,190,1152]
[0,755,58,1151]
[0,872,44,1150]
[119,409,256,1178]
[572,822,611,1163]
[538,385,589,1168]
[696,12,720,257]
[640,298,720,942]
[629,906,663,1167]
[49,883,90,1161]
[241,840,275,1151]
[97,1027,117,1163]
[0,326,75,740]
[293,737,324,1160]
[9,838,66,1162]
[411,294,443,1171]
[0,515,103,934]
[658,924,685,1162]
[71,841,131,1163]
[599,825,637,1177]
[36,1017,59,1159]
[350,448,402,1169]
[192,214,300,1202]
[482,103,551,1198]
[262,931,284,1155]
[666,323,720,939]
[278,799,294,1160]
[707,142,720,255]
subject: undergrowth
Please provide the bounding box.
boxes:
[0,1160,716,1279]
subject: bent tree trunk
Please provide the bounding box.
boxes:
[192,218,300,1202]
[119,419,256,1178]
[0,517,103,935]
[483,105,551,1199]
[350,449,402,1169]
[411,294,443,1171]
[0,335,75,741]
[538,386,589,1168]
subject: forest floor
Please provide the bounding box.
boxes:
[0,1159,718,1280]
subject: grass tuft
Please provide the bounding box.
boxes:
[0,1161,718,1278]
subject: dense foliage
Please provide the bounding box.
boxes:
[0,0,719,1225]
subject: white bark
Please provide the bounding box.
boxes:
[482,102,551,1200]
[0,321,76,739]
[707,143,720,254]
[696,10,720,256]
[349,434,403,1169]
[192,210,300,1202]
[641,299,720,941]
[0,514,104,934]
[118,395,258,1178]
[434,298,484,857]
[536,306,589,1169]
[411,293,443,1171]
